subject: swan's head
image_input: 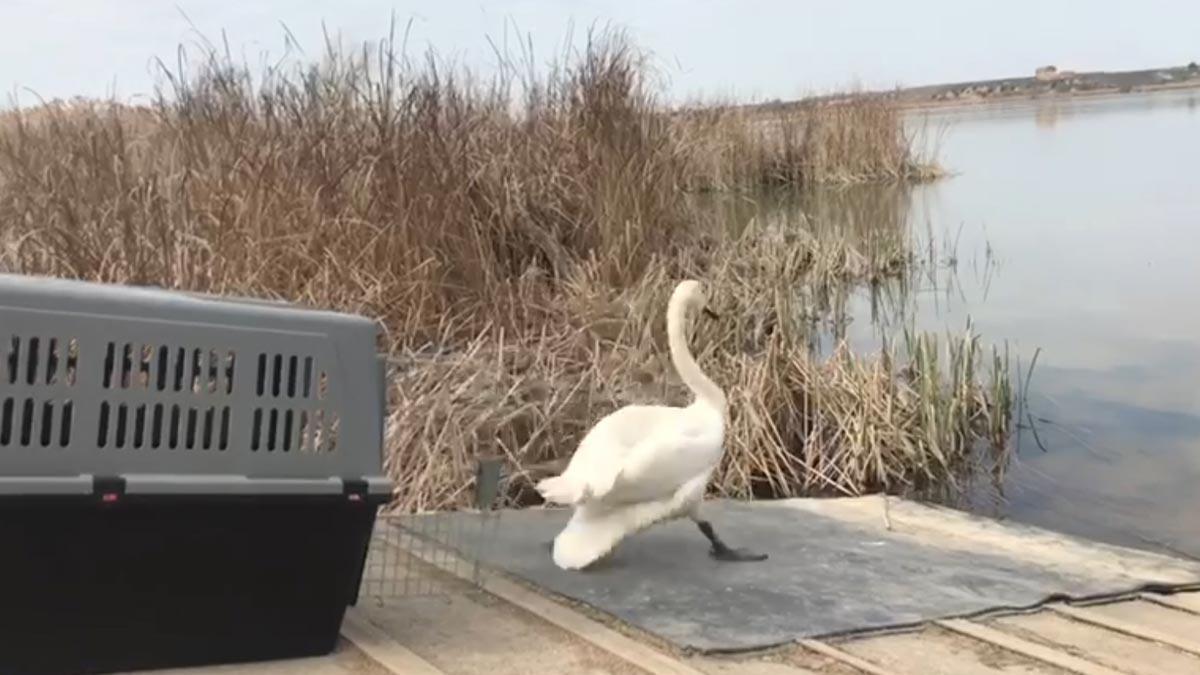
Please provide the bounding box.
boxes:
[673,279,719,320]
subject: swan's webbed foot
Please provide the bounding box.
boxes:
[709,546,769,563]
[695,520,768,563]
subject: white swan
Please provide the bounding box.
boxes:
[536,279,768,570]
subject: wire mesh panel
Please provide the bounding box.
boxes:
[359,458,504,601]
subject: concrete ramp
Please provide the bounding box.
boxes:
[447,496,1200,652]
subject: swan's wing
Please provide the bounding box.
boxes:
[610,419,723,501]
[553,473,711,569]
[559,404,678,501]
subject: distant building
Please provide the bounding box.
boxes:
[1035,65,1077,84]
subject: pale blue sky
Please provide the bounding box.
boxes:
[3,1,1198,106]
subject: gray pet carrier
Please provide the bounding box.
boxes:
[0,273,393,675]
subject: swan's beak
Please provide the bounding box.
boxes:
[702,307,720,320]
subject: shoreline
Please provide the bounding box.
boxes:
[720,63,1200,118]
[898,78,1200,114]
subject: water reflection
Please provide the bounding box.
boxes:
[698,184,928,341]
[704,183,991,353]
[771,89,1200,560]
[1034,104,1060,130]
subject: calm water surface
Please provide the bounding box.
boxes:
[784,90,1200,558]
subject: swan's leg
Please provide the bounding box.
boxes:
[694,519,768,563]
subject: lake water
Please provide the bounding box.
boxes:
[805,90,1200,558]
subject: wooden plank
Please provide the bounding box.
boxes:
[993,611,1200,675]
[137,654,385,675]
[340,609,445,675]
[936,619,1122,675]
[834,629,1076,675]
[1141,592,1200,614]
[688,657,818,675]
[1052,604,1200,656]
[1172,592,1200,612]
[796,639,899,675]
[449,571,705,675]
[383,526,705,675]
[1176,590,1200,612]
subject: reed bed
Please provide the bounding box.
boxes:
[383,238,1014,512]
[0,28,1009,512]
[674,99,942,191]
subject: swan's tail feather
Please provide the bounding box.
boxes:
[552,508,630,570]
[551,498,681,570]
[535,475,590,505]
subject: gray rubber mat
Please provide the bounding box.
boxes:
[436,499,1200,652]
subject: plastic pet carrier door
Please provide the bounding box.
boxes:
[0,274,393,675]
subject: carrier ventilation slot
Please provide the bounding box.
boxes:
[250,352,335,453]
[250,407,338,453]
[4,336,80,387]
[255,353,325,400]
[98,403,231,451]
[0,397,74,448]
[102,342,236,394]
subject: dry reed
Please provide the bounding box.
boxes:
[673,98,942,191]
[0,27,1008,512]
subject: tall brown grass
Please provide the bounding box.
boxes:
[0,28,1007,512]
[674,99,942,191]
[1,31,694,345]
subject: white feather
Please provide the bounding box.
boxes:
[536,280,727,570]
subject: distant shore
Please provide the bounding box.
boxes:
[897,66,1200,112]
[738,63,1200,115]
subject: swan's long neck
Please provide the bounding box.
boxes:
[667,293,726,412]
